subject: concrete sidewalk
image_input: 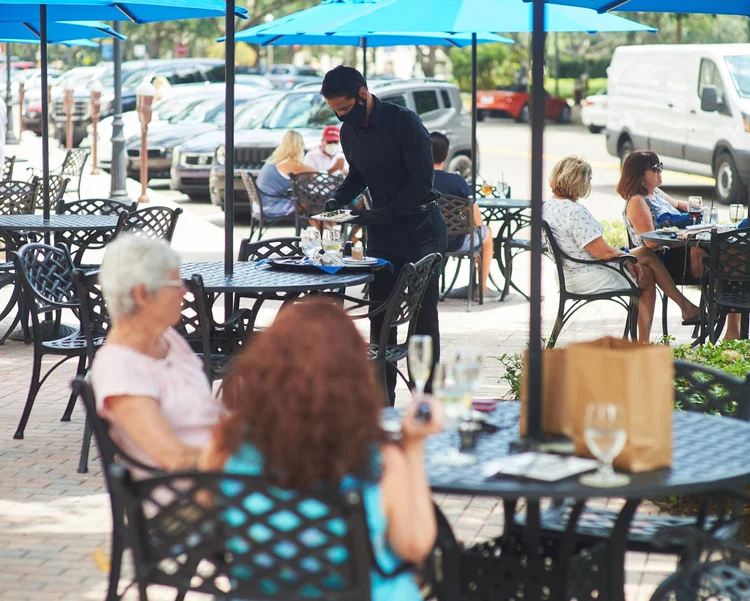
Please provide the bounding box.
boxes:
[0,132,702,601]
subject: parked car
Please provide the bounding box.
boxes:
[604,43,750,204]
[476,86,571,123]
[208,79,478,216]
[266,64,322,90]
[18,68,63,135]
[581,89,607,133]
[125,86,269,182]
[52,58,226,147]
[171,93,282,198]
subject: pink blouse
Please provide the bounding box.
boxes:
[90,327,221,468]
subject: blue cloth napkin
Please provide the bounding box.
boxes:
[257,257,393,274]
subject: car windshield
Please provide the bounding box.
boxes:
[236,96,280,129]
[725,55,750,99]
[201,98,259,125]
[263,92,337,129]
[169,98,217,123]
[54,69,97,89]
[153,96,201,121]
[122,68,152,88]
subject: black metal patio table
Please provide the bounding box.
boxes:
[426,402,750,601]
[639,229,713,250]
[0,214,120,234]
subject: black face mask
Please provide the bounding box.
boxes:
[337,97,367,128]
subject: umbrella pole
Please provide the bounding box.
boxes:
[5,43,18,145]
[361,37,367,80]
[527,0,545,443]
[109,23,129,201]
[224,0,235,289]
[469,32,477,312]
[40,6,50,233]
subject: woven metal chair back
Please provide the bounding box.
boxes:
[673,359,750,420]
[109,464,373,601]
[238,237,302,262]
[11,243,77,325]
[290,172,343,218]
[71,270,110,363]
[55,210,127,267]
[542,220,570,290]
[3,156,15,181]
[437,193,473,238]
[380,254,441,335]
[56,197,137,216]
[34,175,69,211]
[122,206,182,242]
[240,170,263,217]
[60,148,90,178]
[708,228,750,289]
[175,275,212,379]
[0,179,38,215]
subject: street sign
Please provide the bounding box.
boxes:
[102,43,113,61]
[175,43,188,58]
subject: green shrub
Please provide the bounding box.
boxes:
[498,352,523,400]
[600,219,628,250]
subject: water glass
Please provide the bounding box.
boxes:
[408,335,433,400]
[579,402,631,488]
[431,362,476,466]
[730,204,745,225]
[322,228,341,254]
[455,350,482,399]
[301,228,321,261]
[688,196,703,225]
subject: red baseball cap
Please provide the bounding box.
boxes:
[322,126,341,142]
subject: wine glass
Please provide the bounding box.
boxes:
[730,204,745,226]
[431,362,476,466]
[480,182,494,198]
[322,228,341,254]
[579,402,631,488]
[688,196,703,226]
[408,335,433,400]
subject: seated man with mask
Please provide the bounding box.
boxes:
[305,125,348,176]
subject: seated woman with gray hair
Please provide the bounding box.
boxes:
[90,234,221,471]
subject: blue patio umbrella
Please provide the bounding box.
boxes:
[0,0,246,234]
[527,0,750,15]
[0,20,124,43]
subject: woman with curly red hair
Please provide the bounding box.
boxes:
[200,299,444,600]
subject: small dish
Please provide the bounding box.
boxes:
[342,257,378,265]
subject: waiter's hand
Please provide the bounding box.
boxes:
[349,208,378,225]
[324,198,343,212]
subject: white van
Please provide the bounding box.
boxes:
[605,44,750,204]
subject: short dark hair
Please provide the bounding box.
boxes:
[431,132,450,164]
[616,150,660,199]
[320,65,368,99]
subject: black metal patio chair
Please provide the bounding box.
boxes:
[0,178,39,216]
[29,147,90,200]
[70,376,166,601]
[543,220,640,348]
[497,211,551,301]
[290,171,343,235]
[335,254,442,406]
[240,170,295,242]
[176,274,252,383]
[109,464,374,601]
[33,174,69,211]
[705,227,750,343]
[55,198,134,267]
[520,360,750,571]
[11,243,88,439]
[3,155,15,181]
[71,269,110,474]
[438,193,484,310]
[121,205,182,243]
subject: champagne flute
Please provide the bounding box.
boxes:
[730,204,745,226]
[687,196,703,226]
[432,362,476,466]
[579,402,631,488]
[456,350,482,411]
[408,335,433,400]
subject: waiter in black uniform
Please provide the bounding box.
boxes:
[321,66,447,405]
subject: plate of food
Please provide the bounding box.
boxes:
[660,226,679,233]
[311,209,357,223]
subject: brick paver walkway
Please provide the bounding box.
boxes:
[0,133,705,601]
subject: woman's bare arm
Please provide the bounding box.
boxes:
[105,395,201,471]
[657,188,687,211]
[626,196,662,249]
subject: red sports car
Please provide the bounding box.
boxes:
[476,87,571,123]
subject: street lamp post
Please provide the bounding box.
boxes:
[89,79,103,175]
[109,25,128,200]
[5,43,18,145]
[63,81,74,150]
[17,81,23,138]
[135,80,155,204]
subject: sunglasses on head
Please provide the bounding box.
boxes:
[648,162,664,173]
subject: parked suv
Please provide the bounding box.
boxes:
[52,58,225,147]
[266,64,322,89]
[208,79,477,216]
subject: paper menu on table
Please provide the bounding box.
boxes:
[482,453,598,482]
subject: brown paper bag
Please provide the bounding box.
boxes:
[564,337,673,472]
[519,348,572,438]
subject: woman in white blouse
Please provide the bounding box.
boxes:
[542,156,700,343]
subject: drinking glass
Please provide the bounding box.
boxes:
[730,204,745,225]
[301,228,321,261]
[688,196,703,225]
[480,183,494,197]
[408,335,433,400]
[431,362,476,466]
[322,228,341,254]
[579,402,631,488]
[455,350,482,401]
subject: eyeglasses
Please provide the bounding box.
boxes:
[649,163,664,173]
